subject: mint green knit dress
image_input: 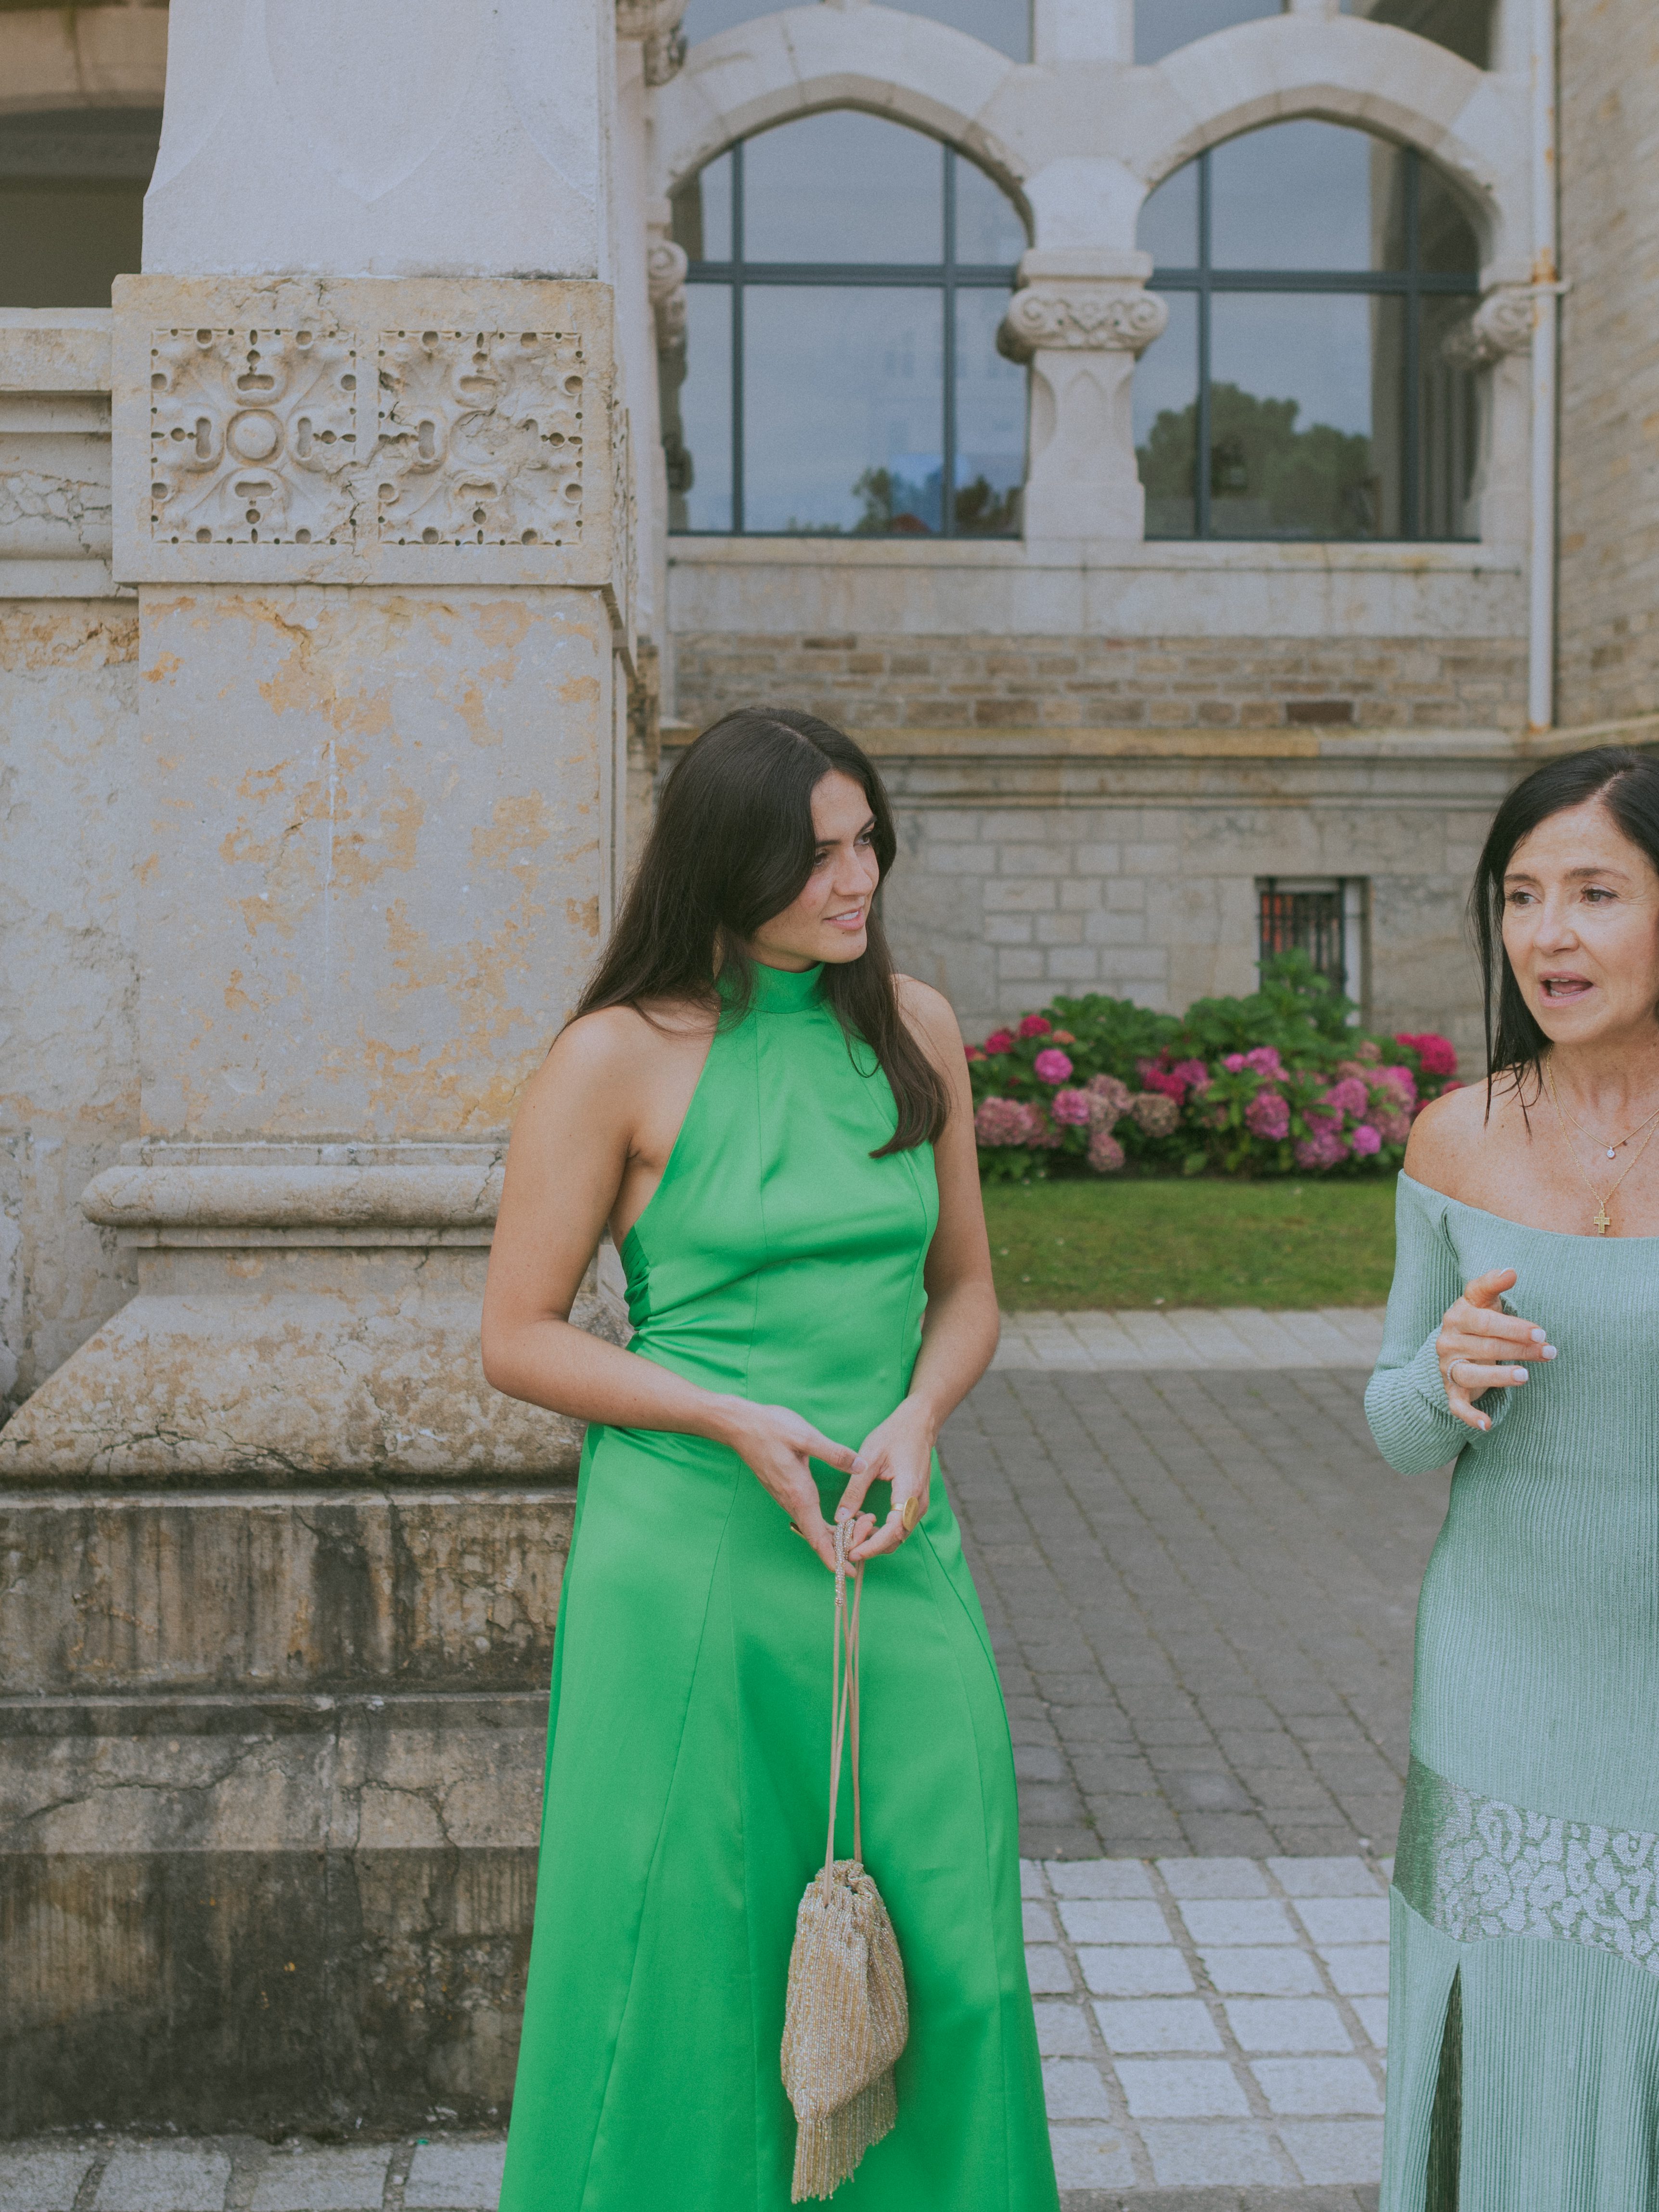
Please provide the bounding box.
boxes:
[1366,1173,1659,2211]
[497,961,1058,2212]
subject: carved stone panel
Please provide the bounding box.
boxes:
[373,327,586,548]
[149,326,358,547]
[998,284,1169,359]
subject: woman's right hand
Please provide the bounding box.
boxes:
[716,1399,868,1571]
[1436,1266,1556,1432]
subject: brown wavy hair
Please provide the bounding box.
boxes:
[575,706,949,1155]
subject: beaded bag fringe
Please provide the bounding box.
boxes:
[780,1525,909,2200]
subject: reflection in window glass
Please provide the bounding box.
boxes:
[673,120,1028,535]
[667,286,733,533]
[745,290,944,533]
[1340,0,1493,68]
[1133,292,1200,538]
[1135,124,1480,540]
[744,112,943,263]
[1136,0,1278,65]
[954,289,1028,533]
[679,0,1031,59]
[0,109,160,307]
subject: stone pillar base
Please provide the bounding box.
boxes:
[0,1145,623,1483]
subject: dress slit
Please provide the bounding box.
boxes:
[1425,1968,1462,2212]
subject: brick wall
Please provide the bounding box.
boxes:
[1557,0,1659,726]
[671,632,1527,735]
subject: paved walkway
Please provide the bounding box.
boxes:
[2,1851,1389,2205]
[945,1364,1445,1865]
[994,1309,1387,1372]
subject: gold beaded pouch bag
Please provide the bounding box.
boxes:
[780,1519,909,2201]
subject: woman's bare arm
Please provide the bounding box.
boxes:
[840,977,1000,1560]
[481,1009,861,1568]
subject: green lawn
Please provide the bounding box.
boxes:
[983,1176,1399,1310]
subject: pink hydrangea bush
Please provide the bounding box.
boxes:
[967,979,1456,1181]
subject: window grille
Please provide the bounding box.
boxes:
[1258,877,1367,1008]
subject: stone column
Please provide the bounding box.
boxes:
[0,0,636,1483]
[1444,279,1536,547]
[997,250,1168,542]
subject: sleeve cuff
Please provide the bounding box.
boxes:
[1403,1326,1514,1436]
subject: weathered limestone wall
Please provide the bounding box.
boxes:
[1556,0,1659,728]
[0,605,138,1423]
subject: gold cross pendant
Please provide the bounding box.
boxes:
[1595,1201,1611,1234]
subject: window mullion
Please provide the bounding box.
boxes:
[943,147,957,538]
[1197,152,1213,542]
[731,140,745,536]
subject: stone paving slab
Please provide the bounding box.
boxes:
[943,1368,1447,1862]
[993,1311,1387,1373]
[6,1862,1388,2207]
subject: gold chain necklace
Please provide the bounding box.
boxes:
[1545,1062,1659,1233]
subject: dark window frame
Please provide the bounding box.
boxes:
[1148,143,1480,541]
[680,136,1025,537]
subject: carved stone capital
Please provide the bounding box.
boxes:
[616,0,688,83]
[1443,284,1536,368]
[998,281,1170,361]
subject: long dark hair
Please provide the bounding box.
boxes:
[1470,745,1659,1098]
[576,706,949,1155]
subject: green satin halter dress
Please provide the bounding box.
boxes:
[498,961,1058,2212]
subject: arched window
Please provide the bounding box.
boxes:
[0,110,160,307]
[680,0,1031,62]
[1133,121,1482,541]
[1135,0,1493,67]
[668,112,1029,536]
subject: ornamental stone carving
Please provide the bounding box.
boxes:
[998,283,1169,361]
[616,0,688,84]
[1443,284,1536,368]
[374,327,586,547]
[148,325,358,547]
[648,232,689,354]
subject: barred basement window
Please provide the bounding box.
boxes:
[1258,878,1367,1009]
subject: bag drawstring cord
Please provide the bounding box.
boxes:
[823,1518,864,1875]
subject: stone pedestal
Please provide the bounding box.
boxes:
[997,251,1167,542]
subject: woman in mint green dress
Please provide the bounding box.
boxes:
[482,708,1058,2212]
[1367,746,1659,2209]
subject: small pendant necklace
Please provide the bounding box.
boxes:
[1548,1078,1659,1159]
[1545,1062,1659,1233]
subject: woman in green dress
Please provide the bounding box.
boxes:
[482,708,1059,2212]
[1367,746,1659,2209]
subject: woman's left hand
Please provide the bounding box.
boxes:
[836,1398,934,1563]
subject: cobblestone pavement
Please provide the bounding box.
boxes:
[943,1366,1449,1864]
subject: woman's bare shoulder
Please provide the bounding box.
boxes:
[893,972,961,1047]
[1403,1073,1518,1194]
[532,999,714,1096]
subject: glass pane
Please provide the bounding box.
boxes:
[742,113,943,264]
[671,152,732,263]
[1340,0,1493,68]
[743,286,944,533]
[1417,158,1480,273]
[0,110,161,309]
[1210,120,1378,270]
[680,0,772,42]
[1419,292,1479,538]
[1208,292,1382,537]
[1136,0,1277,65]
[1139,158,1200,268]
[674,284,734,531]
[953,154,1027,265]
[1134,292,1200,538]
[953,288,1025,535]
[907,0,1031,60]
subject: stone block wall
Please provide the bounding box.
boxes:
[1557,0,1659,727]
[672,630,1530,738]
